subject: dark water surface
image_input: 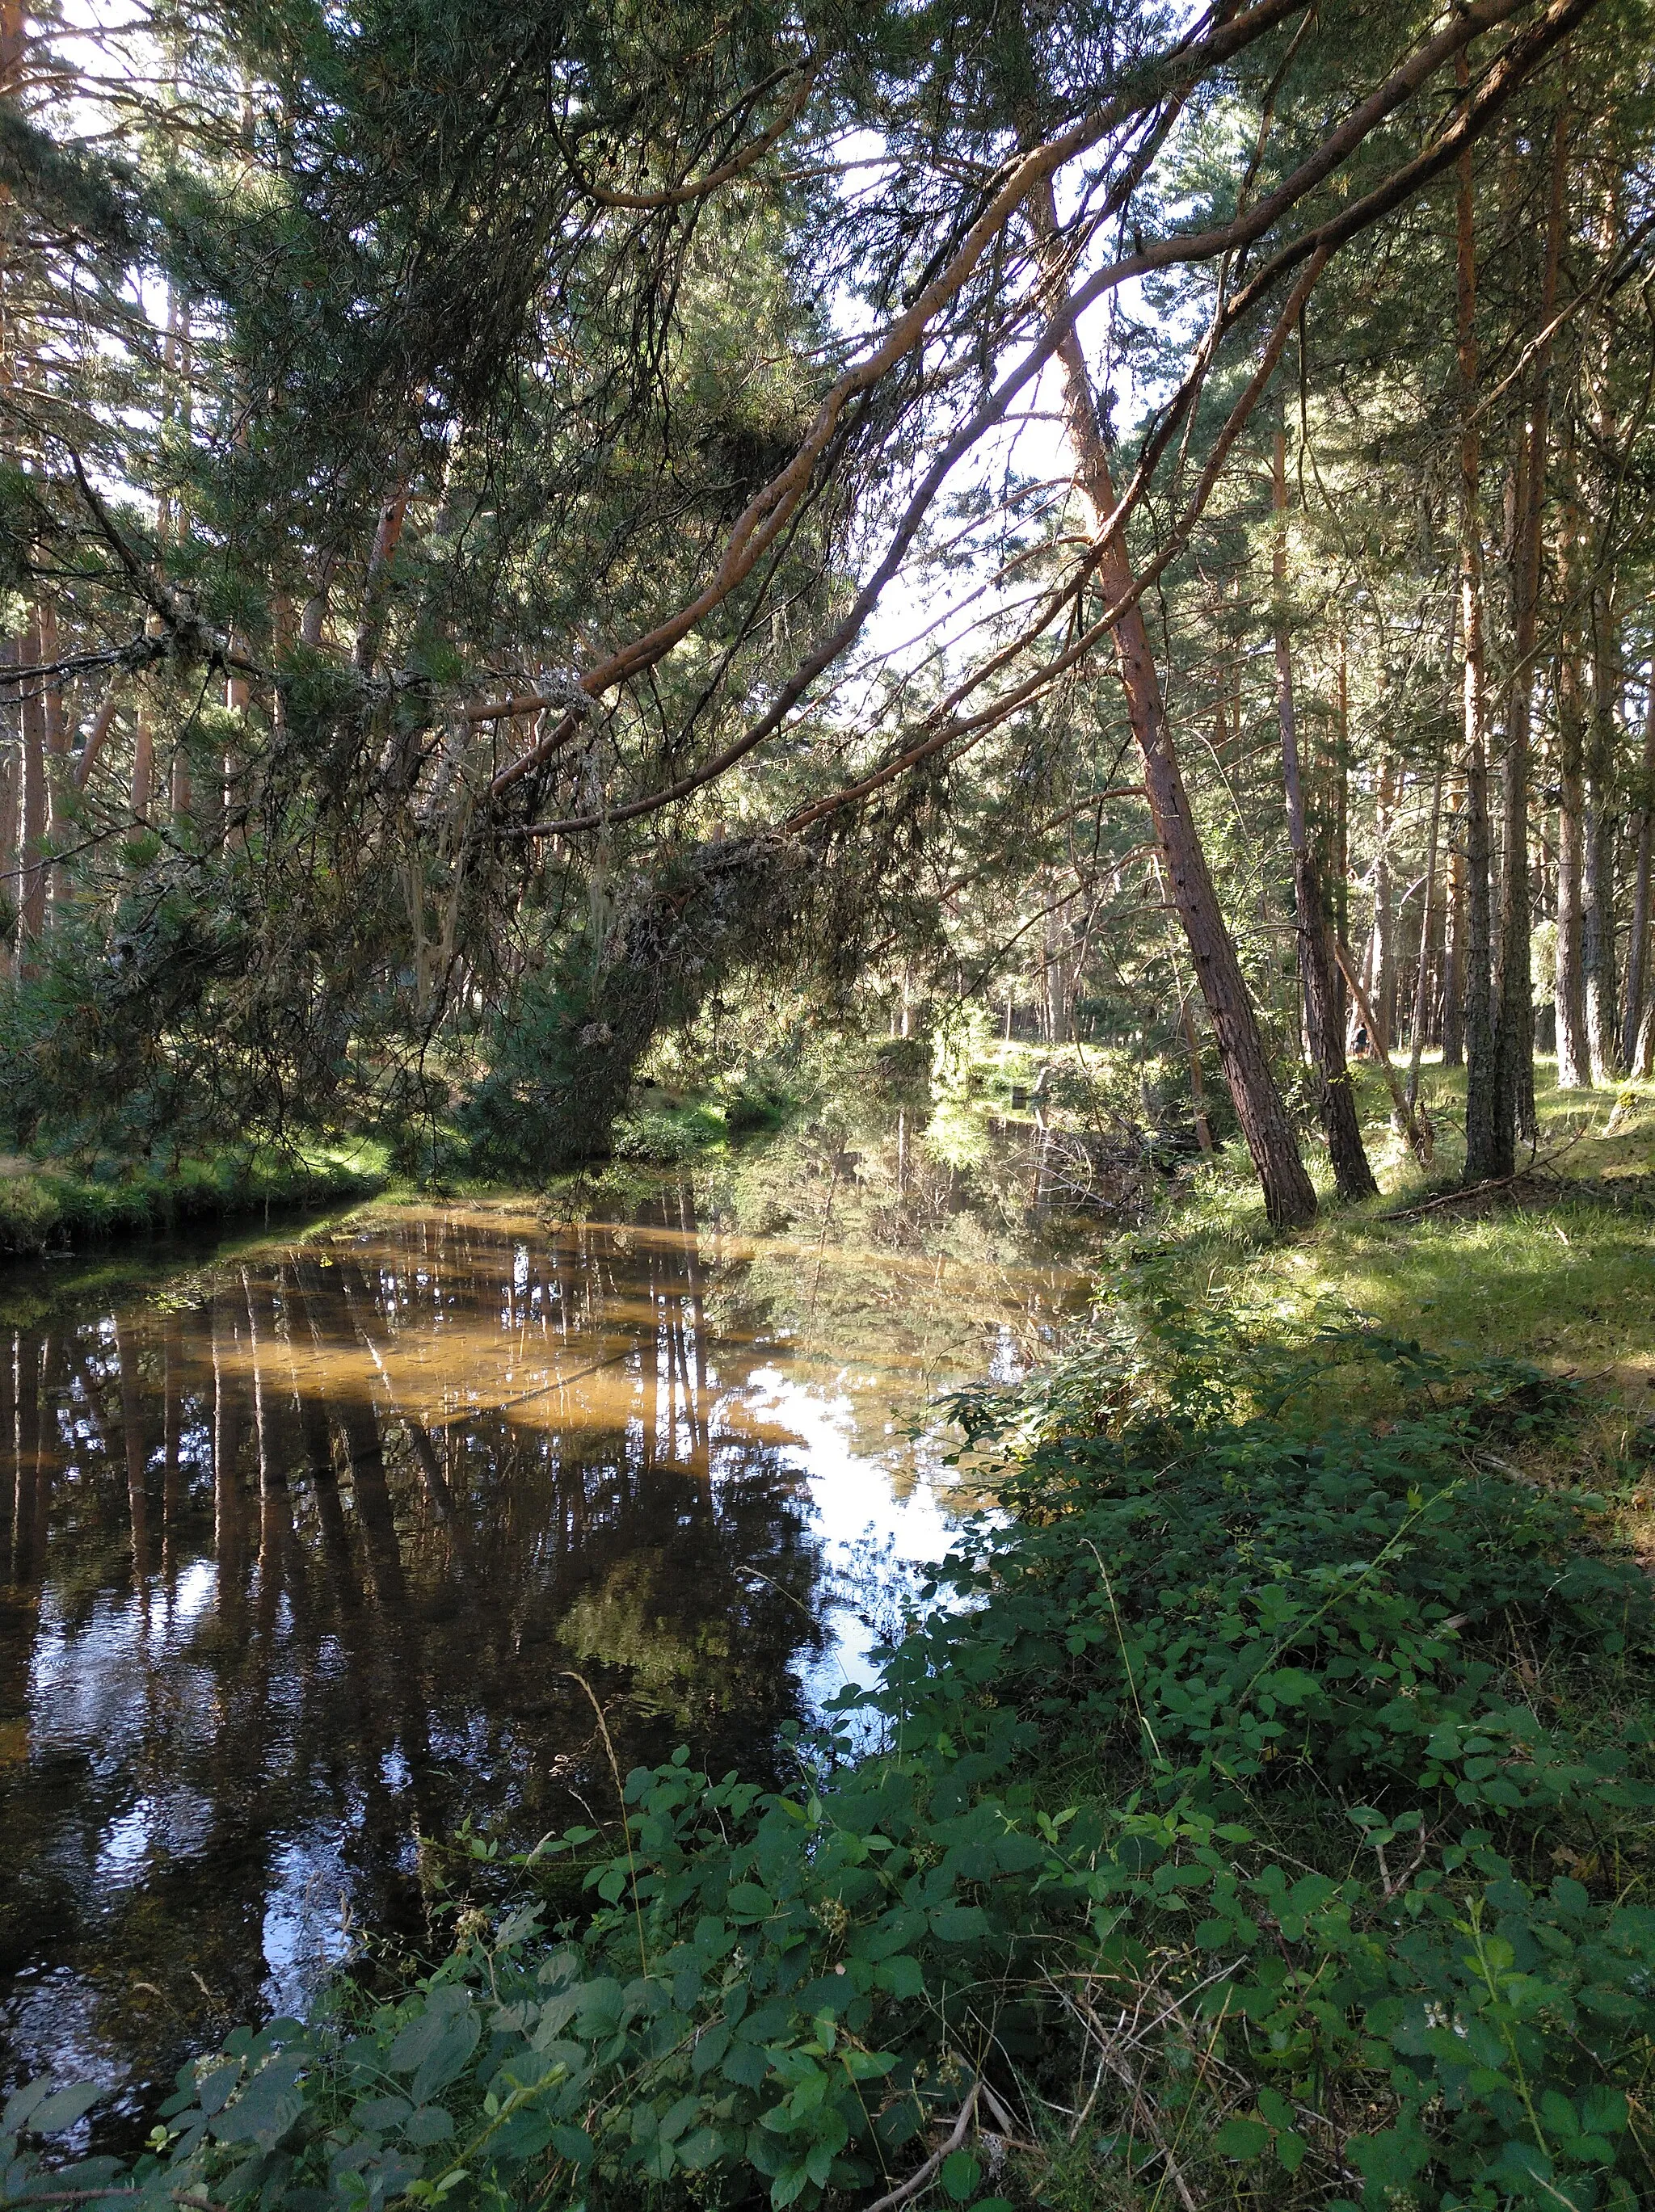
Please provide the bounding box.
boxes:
[0,1129,1086,2129]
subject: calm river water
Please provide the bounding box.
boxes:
[0,1121,1088,2131]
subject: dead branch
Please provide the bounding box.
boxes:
[861,2083,979,2212]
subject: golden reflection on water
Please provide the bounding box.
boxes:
[0,1133,1087,2134]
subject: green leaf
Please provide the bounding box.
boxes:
[28,2084,105,2135]
[550,2124,593,2168]
[676,2126,723,2171]
[929,1906,988,1944]
[1256,2087,1294,2131]
[411,2015,482,2106]
[771,2160,811,2207]
[2,2077,53,2132]
[873,1954,925,2000]
[197,2063,242,2118]
[941,2149,981,2201]
[388,2010,448,2075]
[1212,2117,1271,2161]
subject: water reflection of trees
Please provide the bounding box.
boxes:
[669,1117,1091,1485]
[0,1186,825,2127]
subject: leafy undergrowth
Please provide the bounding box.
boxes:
[6,1322,1654,2212]
[0,1143,385,1255]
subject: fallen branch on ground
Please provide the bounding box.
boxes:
[861,2084,978,2212]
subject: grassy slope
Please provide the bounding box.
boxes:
[975,1038,1654,1378]
[958,1035,1654,1566]
[0,1138,388,1255]
[1158,1050,1652,1415]
[1217,1055,1653,1365]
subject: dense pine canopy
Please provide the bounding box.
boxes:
[2,0,1653,1213]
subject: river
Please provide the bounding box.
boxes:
[0,1117,1092,2134]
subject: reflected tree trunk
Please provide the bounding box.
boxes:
[212,1293,246,1609]
[244,1271,299,1634]
[0,1331,11,1563]
[285,1264,360,1607]
[114,1313,151,1586]
[162,1308,182,1583]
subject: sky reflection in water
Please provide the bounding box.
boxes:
[0,1137,1084,2130]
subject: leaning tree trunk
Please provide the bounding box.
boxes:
[1274,423,1375,1200]
[1032,183,1316,1226]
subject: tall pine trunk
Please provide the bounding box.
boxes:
[1492,111,1566,1161]
[1582,586,1623,1079]
[1407,594,1455,1118]
[17,610,44,947]
[1554,574,1591,1085]
[1274,424,1375,1199]
[1372,752,1398,1053]
[1457,78,1501,1183]
[1442,768,1466,1067]
[1622,676,1655,1073]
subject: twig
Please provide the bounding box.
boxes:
[1332,938,1431,1163]
[1382,1125,1593,1219]
[861,2084,978,2212]
[6,2195,228,2211]
[1048,1979,1199,2212]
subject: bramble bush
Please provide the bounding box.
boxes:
[6,1332,1653,2210]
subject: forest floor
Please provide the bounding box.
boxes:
[988,1039,1655,1565]
[1154,1051,1655,1386]
[966,1037,1655,1386]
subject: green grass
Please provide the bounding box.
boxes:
[0,1138,388,1255]
[949,1036,1655,1387]
[1139,1053,1655,1379]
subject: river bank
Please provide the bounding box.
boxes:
[0,1144,387,1256]
[0,1127,1084,2144]
[20,1292,1649,2212]
[3,1085,1653,2211]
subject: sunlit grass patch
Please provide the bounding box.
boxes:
[0,1140,385,1255]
